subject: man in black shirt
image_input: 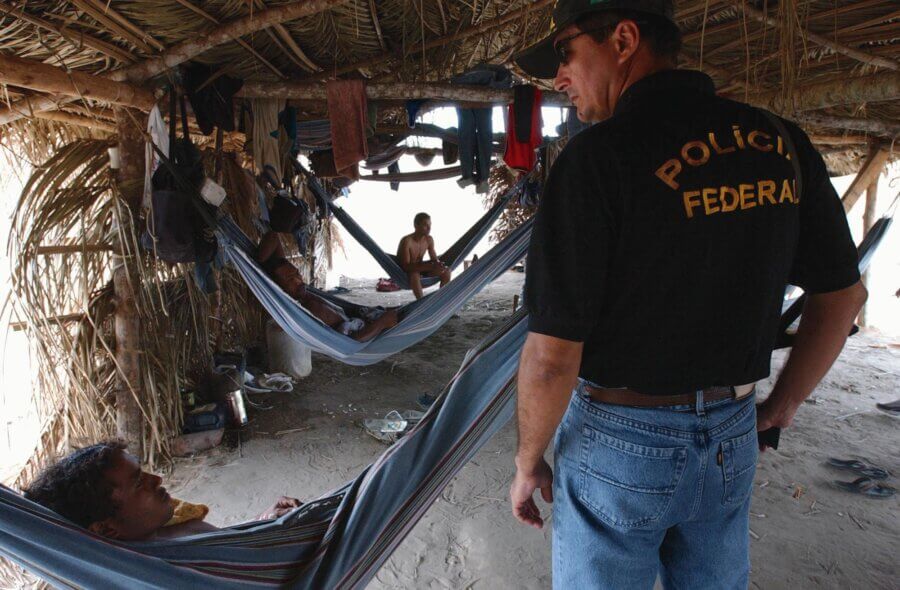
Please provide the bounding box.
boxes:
[508,1,866,588]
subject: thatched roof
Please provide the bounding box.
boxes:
[0,0,897,168]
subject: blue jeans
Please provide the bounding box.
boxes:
[553,383,758,589]
[457,108,493,183]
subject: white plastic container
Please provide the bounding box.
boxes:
[200,177,227,207]
[266,320,312,379]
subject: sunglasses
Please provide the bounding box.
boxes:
[553,22,646,65]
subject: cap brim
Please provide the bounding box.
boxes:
[514,34,560,79]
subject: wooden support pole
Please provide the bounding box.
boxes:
[238,81,570,106]
[841,146,890,213]
[859,171,879,327]
[113,107,145,459]
[0,53,156,109]
[36,243,115,255]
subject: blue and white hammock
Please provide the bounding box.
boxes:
[308,170,530,290]
[0,310,529,590]
[217,213,532,366]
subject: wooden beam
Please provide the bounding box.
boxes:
[0,0,346,125]
[738,2,899,71]
[68,0,163,53]
[120,0,346,83]
[308,0,554,81]
[809,134,869,146]
[795,113,900,138]
[368,0,387,51]
[361,165,462,182]
[34,109,116,132]
[170,0,286,78]
[0,53,156,109]
[744,71,900,113]
[10,312,86,332]
[841,146,890,213]
[0,1,135,63]
[251,0,320,72]
[36,243,115,255]
[239,81,571,105]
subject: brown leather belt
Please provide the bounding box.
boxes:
[584,383,756,407]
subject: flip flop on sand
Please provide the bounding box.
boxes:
[875,399,900,418]
[826,458,890,480]
[833,477,896,499]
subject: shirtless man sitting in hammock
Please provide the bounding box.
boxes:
[397,213,452,300]
[25,440,300,541]
[258,231,398,341]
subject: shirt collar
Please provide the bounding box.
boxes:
[612,69,716,117]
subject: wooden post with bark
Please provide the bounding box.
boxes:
[113,108,145,458]
[859,164,880,327]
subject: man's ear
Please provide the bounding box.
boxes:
[88,519,121,539]
[613,20,641,62]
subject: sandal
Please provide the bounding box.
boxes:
[833,477,896,498]
[826,458,890,480]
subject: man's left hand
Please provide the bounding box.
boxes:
[257,496,302,520]
[756,397,798,432]
[510,458,554,529]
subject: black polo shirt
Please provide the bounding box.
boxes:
[524,69,860,394]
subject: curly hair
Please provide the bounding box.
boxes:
[23,440,126,528]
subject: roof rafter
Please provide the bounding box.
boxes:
[68,0,163,53]
[0,1,135,63]
[170,0,285,79]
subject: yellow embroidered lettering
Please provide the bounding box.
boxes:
[732,125,746,149]
[682,141,710,166]
[739,184,756,209]
[683,191,702,218]
[708,132,735,155]
[780,179,794,203]
[655,159,682,190]
[747,130,773,152]
[720,186,739,212]
[702,187,720,215]
[758,180,777,205]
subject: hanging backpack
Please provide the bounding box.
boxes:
[143,89,217,263]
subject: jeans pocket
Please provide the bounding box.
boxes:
[578,424,687,529]
[721,427,759,505]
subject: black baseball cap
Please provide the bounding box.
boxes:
[515,0,676,79]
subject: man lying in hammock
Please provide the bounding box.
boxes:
[397,212,452,299]
[24,440,301,541]
[258,231,398,341]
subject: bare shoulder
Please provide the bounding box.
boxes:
[427,235,435,246]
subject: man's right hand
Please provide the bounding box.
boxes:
[510,457,554,529]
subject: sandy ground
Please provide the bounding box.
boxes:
[167,272,899,589]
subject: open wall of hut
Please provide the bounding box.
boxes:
[0,5,896,584]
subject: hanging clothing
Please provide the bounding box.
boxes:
[405,99,429,127]
[388,161,401,192]
[326,80,368,181]
[143,105,169,208]
[442,139,459,165]
[504,86,543,172]
[456,107,493,186]
[251,98,286,182]
[183,64,243,136]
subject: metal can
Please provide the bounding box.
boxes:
[225,389,248,427]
